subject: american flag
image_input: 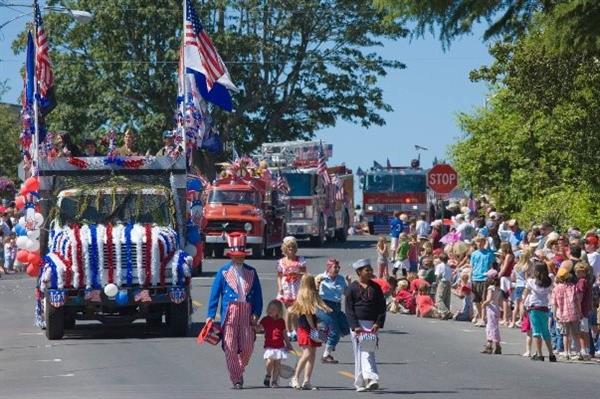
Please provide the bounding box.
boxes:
[185,0,228,91]
[317,141,331,185]
[332,175,345,201]
[275,172,290,194]
[84,289,102,303]
[34,0,54,106]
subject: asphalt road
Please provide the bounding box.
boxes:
[0,235,598,399]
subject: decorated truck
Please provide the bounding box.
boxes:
[29,155,194,340]
[360,161,429,235]
[260,141,353,245]
[203,158,287,258]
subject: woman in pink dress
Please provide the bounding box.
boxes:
[277,236,307,341]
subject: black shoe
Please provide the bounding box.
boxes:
[549,355,557,363]
[233,383,243,390]
[263,374,271,387]
[494,346,502,355]
[531,354,544,361]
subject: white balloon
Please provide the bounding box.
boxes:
[26,207,35,219]
[34,213,44,226]
[104,283,118,298]
[16,236,29,249]
[184,244,197,257]
[27,229,41,240]
[18,217,25,227]
[26,239,40,252]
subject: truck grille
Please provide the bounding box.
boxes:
[206,220,246,233]
[101,242,172,285]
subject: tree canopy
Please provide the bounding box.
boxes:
[13,0,406,153]
[450,24,600,230]
[375,0,600,54]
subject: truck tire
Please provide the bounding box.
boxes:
[264,246,275,258]
[339,211,349,242]
[64,315,76,329]
[310,216,325,247]
[44,296,65,340]
[192,261,202,277]
[146,313,163,328]
[368,222,375,235]
[169,298,191,337]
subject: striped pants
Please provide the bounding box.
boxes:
[222,302,255,384]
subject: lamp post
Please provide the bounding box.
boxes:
[0,3,92,32]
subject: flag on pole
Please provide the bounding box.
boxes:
[24,32,35,107]
[231,143,239,161]
[373,161,383,170]
[183,0,237,111]
[317,141,331,185]
[275,172,290,194]
[34,0,56,116]
[386,158,391,168]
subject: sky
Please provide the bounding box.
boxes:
[0,3,493,201]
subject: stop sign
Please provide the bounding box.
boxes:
[427,164,458,194]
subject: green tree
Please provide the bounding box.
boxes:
[14,0,406,154]
[374,0,600,54]
[449,26,600,230]
[0,97,22,180]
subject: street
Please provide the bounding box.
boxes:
[0,236,597,399]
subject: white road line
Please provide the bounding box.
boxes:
[36,359,62,362]
[19,332,43,335]
[43,373,74,378]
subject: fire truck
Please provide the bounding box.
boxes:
[203,170,287,258]
[360,160,430,235]
[260,141,353,246]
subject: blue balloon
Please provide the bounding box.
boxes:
[186,226,201,245]
[115,290,129,306]
[15,224,26,236]
[186,178,202,192]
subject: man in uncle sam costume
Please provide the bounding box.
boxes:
[206,232,263,389]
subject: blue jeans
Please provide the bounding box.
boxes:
[549,312,563,352]
[317,300,350,350]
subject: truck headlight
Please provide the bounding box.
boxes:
[305,205,313,219]
[367,205,374,211]
[244,222,253,232]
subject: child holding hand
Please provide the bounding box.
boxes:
[259,300,292,388]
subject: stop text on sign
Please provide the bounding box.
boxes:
[428,173,456,186]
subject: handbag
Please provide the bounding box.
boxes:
[309,325,329,343]
[356,330,379,352]
[196,319,222,345]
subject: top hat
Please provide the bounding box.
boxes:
[225,232,252,257]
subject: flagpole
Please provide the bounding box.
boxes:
[181,0,188,162]
[32,24,40,175]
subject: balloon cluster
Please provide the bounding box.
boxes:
[14,177,44,277]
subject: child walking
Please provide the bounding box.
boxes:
[393,233,410,277]
[376,236,389,278]
[481,269,502,354]
[288,274,331,390]
[259,300,292,388]
[523,261,557,362]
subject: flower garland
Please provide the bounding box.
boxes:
[103,156,146,169]
[71,224,84,289]
[143,224,152,287]
[81,225,91,289]
[150,226,161,286]
[169,250,191,287]
[97,224,105,288]
[89,224,100,289]
[106,224,115,284]
[133,224,144,286]
[67,157,89,169]
[124,223,134,285]
[113,224,124,286]
[45,253,68,290]
[158,239,166,286]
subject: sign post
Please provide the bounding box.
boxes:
[427,164,458,194]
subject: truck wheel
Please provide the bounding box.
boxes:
[169,298,191,337]
[368,222,375,235]
[310,216,325,247]
[336,211,349,242]
[44,296,65,340]
[146,313,163,328]
[191,261,202,277]
[64,315,76,329]
[264,246,275,258]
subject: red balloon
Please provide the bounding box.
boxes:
[19,184,29,196]
[15,196,25,210]
[26,264,40,277]
[28,252,42,267]
[25,177,40,193]
[16,249,30,264]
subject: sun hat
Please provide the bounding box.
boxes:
[556,268,569,279]
[586,235,599,247]
[431,219,443,227]
[507,219,517,227]
[352,258,371,271]
[489,211,498,219]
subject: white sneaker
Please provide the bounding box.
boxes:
[522,351,530,357]
[356,387,368,392]
[366,380,379,391]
